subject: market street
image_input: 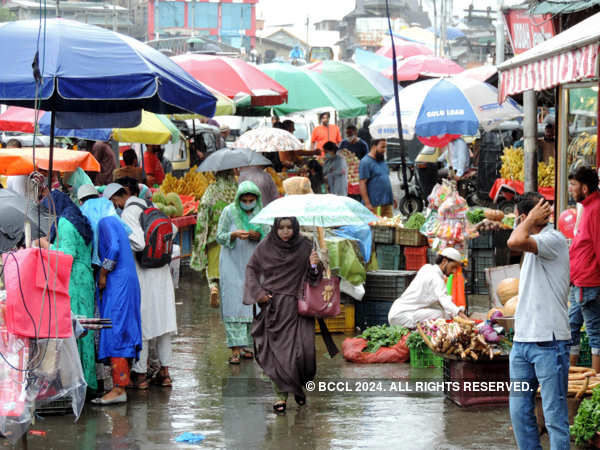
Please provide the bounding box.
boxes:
[5,268,525,450]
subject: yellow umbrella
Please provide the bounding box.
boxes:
[113,110,182,145]
[171,84,235,119]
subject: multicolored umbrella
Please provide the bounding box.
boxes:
[250,194,378,227]
[235,127,302,153]
[306,61,383,105]
[259,64,367,118]
[369,77,523,147]
[382,55,464,81]
[376,40,433,59]
[0,147,100,175]
[171,54,288,107]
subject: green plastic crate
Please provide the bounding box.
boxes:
[580,330,592,368]
[376,245,403,270]
[409,347,444,369]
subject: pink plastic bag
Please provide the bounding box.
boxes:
[3,248,73,338]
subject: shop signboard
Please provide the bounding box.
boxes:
[504,10,555,54]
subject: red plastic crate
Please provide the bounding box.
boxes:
[443,358,510,407]
[403,246,428,271]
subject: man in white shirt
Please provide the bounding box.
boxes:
[442,137,470,178]
[388,248,468,328]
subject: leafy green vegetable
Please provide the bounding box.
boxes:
[358,325,410,353]
[466,208,485,224]
[405,212,426,230]
[572,386,600,446]
[406,332,429,352]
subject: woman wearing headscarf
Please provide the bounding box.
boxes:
[40,190,97,391]
[80,194,142,405]
[190,170,238,307]
[216,181,268,364]
[243,217,322,413]
[322,141,348,196]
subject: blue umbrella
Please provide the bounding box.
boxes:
[427,26,465,41]
[38,113,112,141]
[352,48,394,72]
[0,19,216,116]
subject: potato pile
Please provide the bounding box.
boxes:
[418,317,503,362]
[372,215,404,227]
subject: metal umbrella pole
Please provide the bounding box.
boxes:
[385,0,411,210]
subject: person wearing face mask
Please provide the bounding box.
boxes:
[340,125,369,161]
[216,181,269,365]
[388,248,468,329]
[359,139,394,217]
[322,141,348,197]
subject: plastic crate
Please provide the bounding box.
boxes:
[395,228,428,246]
[579,330,592,367]
[355,300,394,330]
[473,249,495,272]
[469,231,494,249]
[364,270,416,301]
[372,226,395,244]
[315,304,355,334]
[404,246,428,271]
[443,358,510,406]
[410,347,444,368]
[35,396,73,415]
[376,245,403,270]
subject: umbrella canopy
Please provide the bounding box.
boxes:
[0,107,181,145]
[171,54,288,107]
[0,147,101,175]
[427,26,466,41]
[369,77,523,147]
[196,147,271,172]
[235,127,303,153]
[352,48,394,72]
[306,61,383,105]
[250,194,378,227]
[382,55,464,81]
[0,189,50,252]
[391,27,436,47]
[455,65,498,83]
[0,19,216,115]
[259,64,367,118]
[171,85,236,118]
[376,40,434,59]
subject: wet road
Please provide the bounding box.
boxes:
[10,268,526,450]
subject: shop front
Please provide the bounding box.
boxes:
[498,11,600,214]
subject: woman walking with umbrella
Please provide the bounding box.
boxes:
[216,181,268,364]
[243,217,322,413]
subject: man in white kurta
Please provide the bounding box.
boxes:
[388,248,466,328]
[104,183,177,387]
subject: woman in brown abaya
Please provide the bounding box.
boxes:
[243,217,322,414]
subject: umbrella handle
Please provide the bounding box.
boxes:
[312,226,331,279]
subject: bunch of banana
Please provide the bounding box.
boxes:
[500,146,524,182]
[538,157,555,188]
[160,167,215,200]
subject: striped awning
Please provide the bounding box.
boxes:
[498,11,600,103]
[499,43,598,102]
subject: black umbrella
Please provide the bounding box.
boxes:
[0,189,50,252]
[196,147,272,172]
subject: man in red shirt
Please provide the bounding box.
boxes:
[144,145,165,186]
[568,166,600,372]
[311,112,341,156]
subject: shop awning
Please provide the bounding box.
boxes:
[532,0,600,15]
[498,11,600,102]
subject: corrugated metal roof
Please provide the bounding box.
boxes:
[532,0,600,15]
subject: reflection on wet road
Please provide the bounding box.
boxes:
[12,268,520,449]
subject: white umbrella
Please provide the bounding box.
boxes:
[235,127,302,152]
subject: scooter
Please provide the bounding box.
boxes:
[387,158,426,215]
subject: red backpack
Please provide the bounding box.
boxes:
[129,201,174,268]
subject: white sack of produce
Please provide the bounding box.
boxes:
[497,278,519,305]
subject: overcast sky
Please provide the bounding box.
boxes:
[256,0,521,30]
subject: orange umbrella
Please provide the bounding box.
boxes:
[0,147,100,175]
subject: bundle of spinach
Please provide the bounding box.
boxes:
[358,325,410,353]
[405,212,426,230]
[466,208,485,225]
[406,332,429,353]
[572,386,600,446]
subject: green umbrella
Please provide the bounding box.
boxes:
[250,194,377,227]
[305,60,383,105]
[258,64,367,118]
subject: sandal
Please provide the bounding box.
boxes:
[128,373,149,390]
[273,401,287,414]
[151,374,173,387]
[210,287,220,309]
[294,394,306,406]
[228,355,241,365]
[241,349,254,359]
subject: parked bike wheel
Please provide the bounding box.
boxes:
[399,194,424,216]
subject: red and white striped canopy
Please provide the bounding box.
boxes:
[498,12,600,102]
